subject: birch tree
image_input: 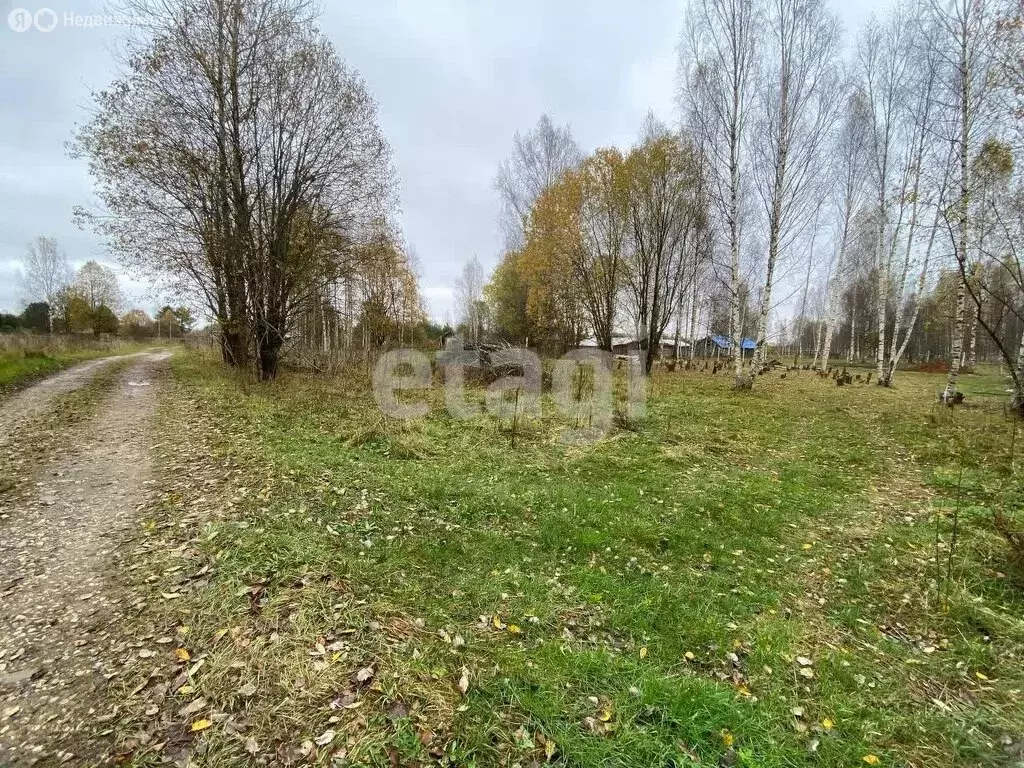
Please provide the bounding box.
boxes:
[454,257,486,345]
[495,115,582,251]
[748,0,844,376]
[926,0,1006,400]
[818,90,871,370]
[19,237,70,330]
[878,19,946,385]
[537,149,629,351]
[681,0,760,388]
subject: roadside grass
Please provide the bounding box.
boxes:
[116,353,1024,767]
[0,334,155,395]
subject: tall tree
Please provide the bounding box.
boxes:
[19,237,70,330]
[681,0,760,388]
[454,257,486,345]
[623,121,709,374]
[76,0,395,379]
[748,0,844,376]
[74,260,122,312]
[495,115,582,251]
[927,0,1006,399]
[858,8,918,384]
[818,90,871,370]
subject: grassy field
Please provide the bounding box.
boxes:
[117,352,1024,767]
[0,334,152,394]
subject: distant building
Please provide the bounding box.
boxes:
[693,334,757,358]
[578,335,690,357]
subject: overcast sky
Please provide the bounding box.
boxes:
[0,0,883,321]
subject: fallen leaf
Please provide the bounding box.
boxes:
[721,729,734,748]
[238,682,257,697]
[862,756,881,766]
[191,719,213,732]
[315,729,336,747]
[822,718,834,731]
[639,647,648,659]
[458,667,470,695]
[244,737,260,755]
[355,667,374,683]
[179,697,208,718]
[174,648,191,663]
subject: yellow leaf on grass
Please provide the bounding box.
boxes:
[721,729,734,747]
[191,719,213,732]
[684,651,695,661]
[822,718,834,730]
[736,685,751,697]
[639,647,648,659]
[213,628,229,643]
[975,671,989,680]
[492,616,505,630]
[508,624,522,634]
[174,648,191,663]
[862,756,881,765]
[802,543,813,550]
[544,739,557,760]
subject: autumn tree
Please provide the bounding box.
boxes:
[76,0,396,379]
[495,115,582,251]
[121,309,154,339]
[623,122,710,374]
[74,260,122,312]
[484,250,534,344]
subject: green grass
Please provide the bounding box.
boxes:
[117,354,1024,767]
[0,336,152,394]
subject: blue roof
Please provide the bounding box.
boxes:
[709,335,757,350]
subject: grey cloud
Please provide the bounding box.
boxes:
[1,0,881,320]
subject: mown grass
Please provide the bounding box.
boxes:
[122,352,1024,767]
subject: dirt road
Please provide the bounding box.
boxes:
[0,351,172,764]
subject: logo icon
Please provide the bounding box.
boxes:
[34,8,58,32]
[7,7,33,32]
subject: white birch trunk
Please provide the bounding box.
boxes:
[943,279,967,400]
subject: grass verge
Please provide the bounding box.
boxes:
[111,352,1024,767]
[0,335,156,395]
